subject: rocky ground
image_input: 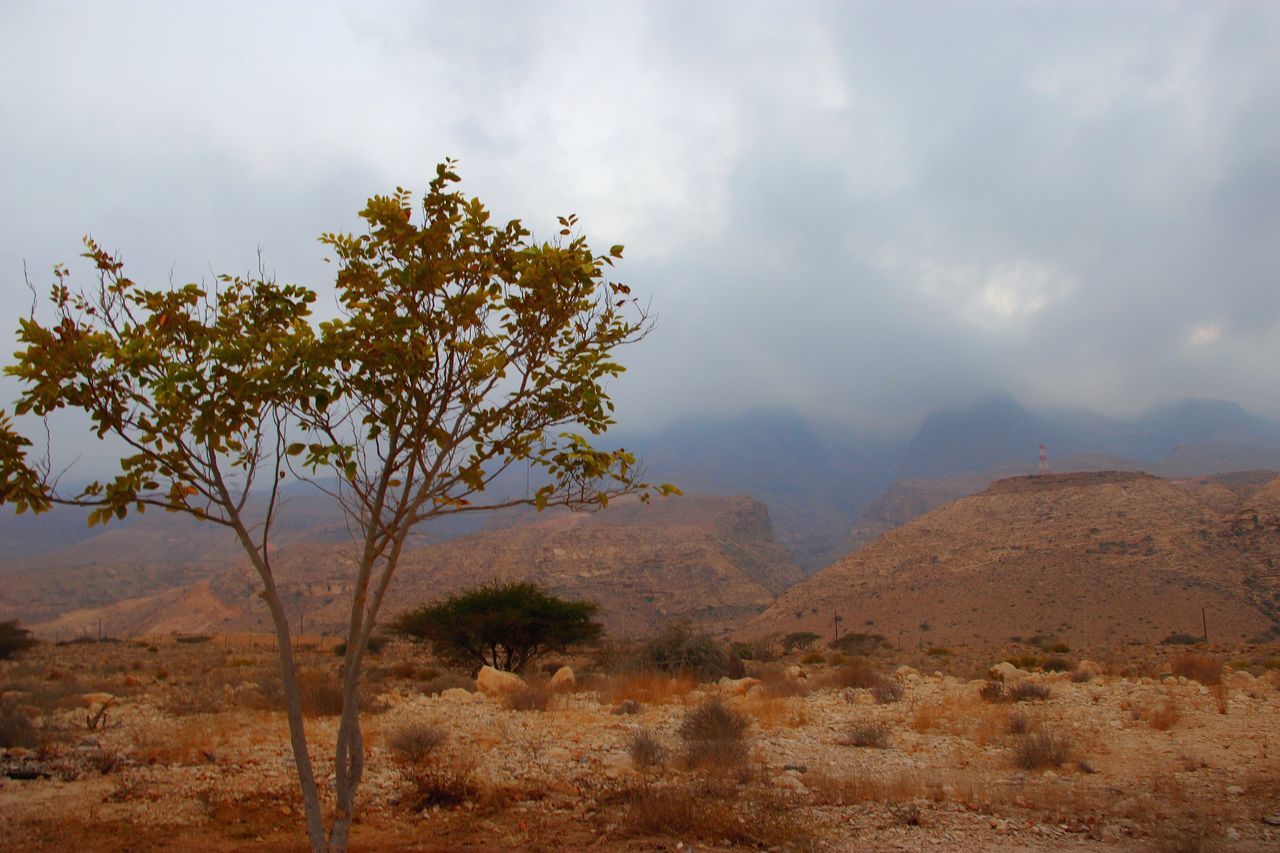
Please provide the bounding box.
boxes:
[3,638,1280,851]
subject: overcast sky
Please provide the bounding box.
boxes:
[3,0,1279,440]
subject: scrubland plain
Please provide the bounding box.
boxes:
[3,636,1280,850]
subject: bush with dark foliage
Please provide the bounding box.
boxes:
[391,582,602,672]
[634,624,745,681]
[0,621,37,660]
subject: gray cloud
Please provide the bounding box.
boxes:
[3,0,1279,453]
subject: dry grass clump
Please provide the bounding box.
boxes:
[602,671,697,706]
[0,701,38,749]
[1169,654,1222,685]
[1137,696,1182,731]
[678,699,750,770]
[742,695,807,730]
[1006,710,1031,735]
[871,678,903,704]
[1209,682,1228,715]
[503,680,555,712]
[386,721,446,764]
[1008,681,1051,702]
[828,658,901,703]
[616,779,806,850]
[626,728,667,770]
[401,764,483,810]
[829,657,882,689]
[980,679,1050,703]
[755,665,808,698]
[1013,730,1072,770]
[837,720,891,749]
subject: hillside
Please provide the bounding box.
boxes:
[746,471,1279,647]
[14,495,801,640]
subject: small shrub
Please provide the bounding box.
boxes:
[978,681,1006,703]
[678,699,750,769]
[0,621,38,660]
[387,721,447,764]
[634,625,744,681]
[1069,669,1093,683]
[331,635,387,657]
[1049,642,1070,654]
[1143,697,1181,731]
[1170,654,1221,685]
[870,678,903,705]
[1009,655,1040,669]
[1161,632,1200,646]
[827,633,887,655]
[782,631,820,654]
[831,658,882,689]
[1008,681,1051,702]
[838,721,890,748]
[800,651,825,665]
[1014,730,1071,770]
[1006,711,1030,735]
[924,646,951,657]
[0,702,38,749]
[401,764,481,810]
[1042,657,1070,673]
[504,681,554,712]
[175,634,212,645]
[886,800,922,826]
[730,637,778,662]
[619,779,804,848]
[1209,682,1228,715]
[627,728,667,769]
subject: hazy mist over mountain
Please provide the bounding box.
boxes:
[4,1,1280,468]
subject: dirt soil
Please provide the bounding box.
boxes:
[3,638,1280,851]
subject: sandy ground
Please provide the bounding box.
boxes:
[3,639,1280,851]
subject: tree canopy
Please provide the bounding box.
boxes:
[390,582,603,672]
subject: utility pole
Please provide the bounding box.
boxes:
[1202,607,1208,645]
[833,613,843,642]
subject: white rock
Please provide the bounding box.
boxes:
[475,665,524,696]
[989,662,1024,682]
[549,666,576,690]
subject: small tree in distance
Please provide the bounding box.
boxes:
[391,582,603,672]
[0,621,38,660]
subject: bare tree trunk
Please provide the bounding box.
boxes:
[226,521,327,852]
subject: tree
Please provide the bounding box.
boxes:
[390,582,603,671]
[0,621,38,660]
[0,161,676,851]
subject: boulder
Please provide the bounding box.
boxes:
[718,676,761,696]
[1075,660,1103,678]
[550,666,576,691]
[476,665,525,696]
[894,665,921,681]
[988,662,1024,682]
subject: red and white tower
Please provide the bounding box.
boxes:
[1037,443,1051,475]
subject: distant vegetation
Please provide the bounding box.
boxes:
[0,621,37,660]
[390,582,603,672]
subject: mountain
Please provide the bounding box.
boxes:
[8,495,802,640]
[898,395,1280,480]
[745,471,1280,647]
[626,408,904,571]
